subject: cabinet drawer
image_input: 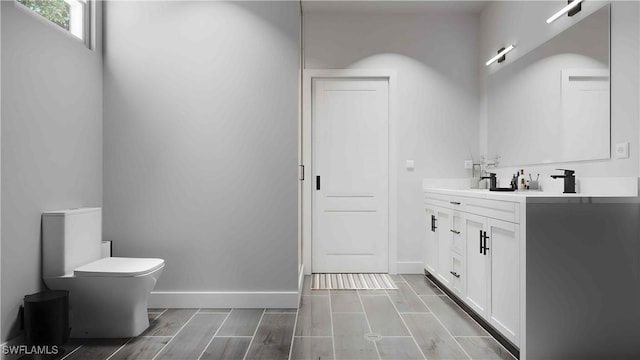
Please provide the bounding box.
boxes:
[451,212,465,255]
[464,197,519,223]
[424,193,465,210]
[450,253,465,297]
[424,191,520,223]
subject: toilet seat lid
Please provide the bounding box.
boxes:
[74,257,164,277]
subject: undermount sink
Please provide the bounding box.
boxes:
[490,187,517,192]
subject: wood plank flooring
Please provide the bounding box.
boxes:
[59,275,515,360]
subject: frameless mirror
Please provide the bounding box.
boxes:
[487,5,610,166]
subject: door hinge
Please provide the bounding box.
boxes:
[299,165,305,181]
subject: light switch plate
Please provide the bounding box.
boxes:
[406,160,415,170]
[615,142,629,159]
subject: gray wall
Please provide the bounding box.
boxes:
[1,1,103,342]
[103,1,299,293]
[304,11,481,266]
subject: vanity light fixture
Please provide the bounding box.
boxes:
[485,45,516,66]
[546,0,584,24]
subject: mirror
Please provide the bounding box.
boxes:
[487,5,610,166]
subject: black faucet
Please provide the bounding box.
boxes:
[480,172,497,190]
[550,169,576,193]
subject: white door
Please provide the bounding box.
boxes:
[312,78,389,273]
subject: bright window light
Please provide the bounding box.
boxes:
[16,0,90,45]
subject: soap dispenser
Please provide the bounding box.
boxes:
[518,169,526,190]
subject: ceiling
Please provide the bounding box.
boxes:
[301,0,490,15]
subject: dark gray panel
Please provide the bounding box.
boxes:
[401,313,468,360]
[332,313,377,360]
[420,295,487,336]
[245,313,296,360]
[200,337,252,360]
[109,337,170,360]
[403,275,443,295]
[376,337,424,360]
[527,201,640,358]
[155,313,227,360]
[330,290,363,312]
[217,309,264,336]
[295,295,332,336]
[361,296,409,336]
[291,337,334,360]
[63,339,128,360]
[142,309,198,336]
[387,282,429,313]
[456,337,515,360]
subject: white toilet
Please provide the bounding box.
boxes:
[42,207,164,338]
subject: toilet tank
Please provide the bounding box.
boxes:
[42,208,102,278]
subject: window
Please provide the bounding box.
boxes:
[16,0,91,46]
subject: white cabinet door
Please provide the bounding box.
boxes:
[464,213,489,319]
[488,219,520,345]
[424,206,438,275]
[436,208,452,287]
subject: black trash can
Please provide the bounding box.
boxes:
[23,290,69,346]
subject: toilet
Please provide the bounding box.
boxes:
[42,207,164,338]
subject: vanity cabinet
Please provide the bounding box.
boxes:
[424,185,640,359]
[424,192,520,346]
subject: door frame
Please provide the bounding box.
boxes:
[302,69,398,275]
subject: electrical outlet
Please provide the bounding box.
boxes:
[615,142,629,159]
[406,160,415,170]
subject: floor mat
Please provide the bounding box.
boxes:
[311,273,398,290]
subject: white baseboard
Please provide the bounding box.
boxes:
[148,291,299,309]
[396,261,424,274]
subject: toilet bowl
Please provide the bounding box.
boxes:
[42,208,164,338]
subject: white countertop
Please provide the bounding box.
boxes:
[423,187,632,201]
[423,177,639,202]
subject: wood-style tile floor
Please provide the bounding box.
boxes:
[59,275,515,360]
